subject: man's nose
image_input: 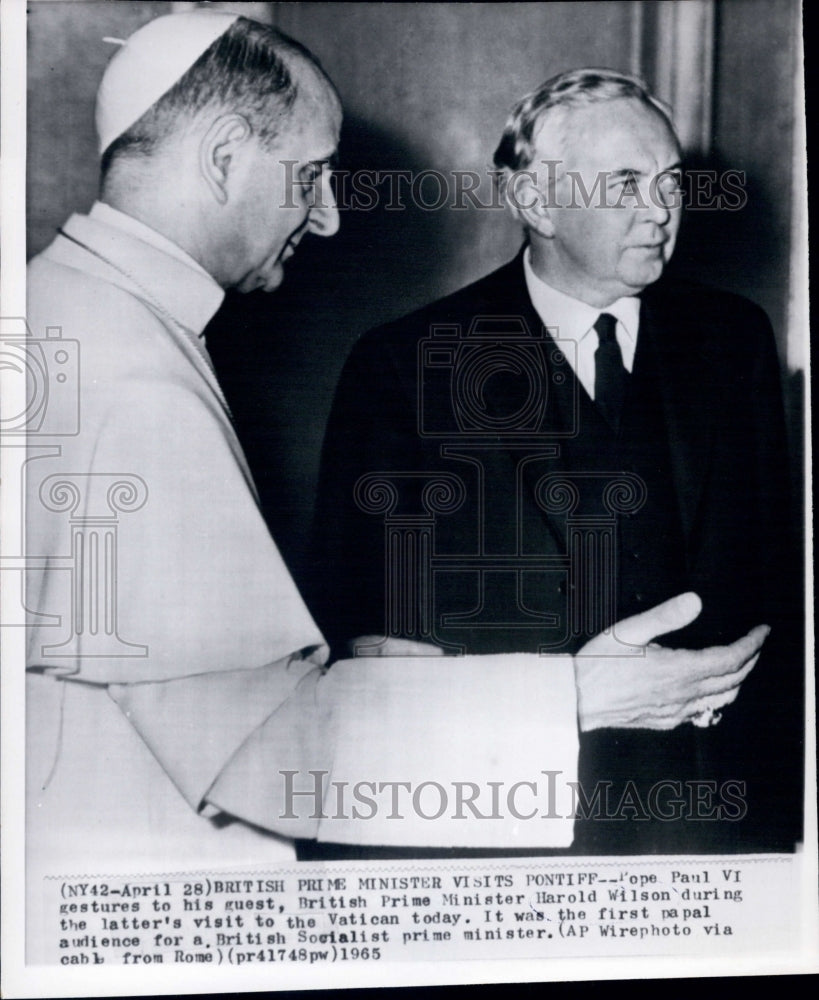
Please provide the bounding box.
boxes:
[648,200,671,226]
[645,177,676,224]
[308,177,340,237]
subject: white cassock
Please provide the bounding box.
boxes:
[23,203,579,955]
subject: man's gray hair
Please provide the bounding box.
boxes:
[493,67,675,174]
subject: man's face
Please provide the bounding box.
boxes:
[531,97,682,306]
[225,84,341,293]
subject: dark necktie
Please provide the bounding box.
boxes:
[594,312,628,431]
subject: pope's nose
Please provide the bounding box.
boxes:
[308,177,340,237]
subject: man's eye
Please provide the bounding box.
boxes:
[608,172,639,191]
[654,171,684,206]
[298,164,322,187]
[659,170,683,190]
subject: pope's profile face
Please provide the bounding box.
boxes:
[226,84,341,293]
[533,97,683,307]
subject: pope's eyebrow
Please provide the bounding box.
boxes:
[297,154,339,185]
[310,152,339,170]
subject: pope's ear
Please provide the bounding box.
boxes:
[503,169,556,237]
[199,114,253,205]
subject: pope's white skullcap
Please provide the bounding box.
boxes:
[95,10,240,155]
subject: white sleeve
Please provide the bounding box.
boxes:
[203,651,579,849]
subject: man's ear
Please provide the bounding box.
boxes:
[504,170,556,238]
[199,114,253,205]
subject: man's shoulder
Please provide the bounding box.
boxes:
[356,254,527,352]
[641,275,777,364]
[643,275,773,326]
[27,248,158,326]
[26,246,212,403]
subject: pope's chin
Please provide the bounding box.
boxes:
[236,262,286,294]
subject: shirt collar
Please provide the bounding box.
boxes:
[522,245,641,345]
[55,202,226,336]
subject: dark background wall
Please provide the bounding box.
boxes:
[27,0,805,590]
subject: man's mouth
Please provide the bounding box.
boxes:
[237,232,307,292]
[281,220,310,264]
[635,235,667,247]
[630,240,668,255]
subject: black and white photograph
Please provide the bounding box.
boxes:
[1,0,816,994]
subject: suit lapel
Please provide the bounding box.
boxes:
[639,283,714,547]
[469,251,571,552]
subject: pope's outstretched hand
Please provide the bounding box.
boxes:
[575,592,768,732]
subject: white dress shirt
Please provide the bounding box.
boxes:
[523,246,641,399]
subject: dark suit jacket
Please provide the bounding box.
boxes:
[310,252,803,855]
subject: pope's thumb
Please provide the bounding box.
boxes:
[614,592,703,646]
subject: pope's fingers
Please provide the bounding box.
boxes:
[611,592,703,647]
[691,654,759,705]
[692,650,762,699]
[384,638,444,656]
[350,635,444,657]
[685,625,769,679]
[682,684,742,720]
[657,650,759,714]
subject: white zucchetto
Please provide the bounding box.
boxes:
[95,10,240,155]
